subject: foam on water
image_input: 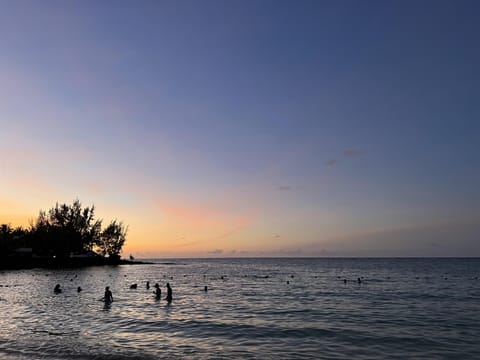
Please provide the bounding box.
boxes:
[0,258,479,359]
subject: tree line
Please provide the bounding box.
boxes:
[0,200,127,260]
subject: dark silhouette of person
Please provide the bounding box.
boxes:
[146,281,150,290]
[130,283,138,289]
[165,283,172,303]
[54,284,62,293]
[154,283,161,300]
[204,286,208,292]
[357,277,362,284]
[77,286,82,292]
[104,286,113,303]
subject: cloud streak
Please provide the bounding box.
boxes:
[343,149,362,157]
[304,216,480,257]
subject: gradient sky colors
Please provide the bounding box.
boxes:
[1,0,479,257]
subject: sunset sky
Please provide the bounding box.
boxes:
[1,0,479,257]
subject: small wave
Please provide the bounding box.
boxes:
[32,329,80,336]
[168,319,336,340]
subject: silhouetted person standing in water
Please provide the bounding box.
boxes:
[54,284,62,293]
[154,283,161,300]
[146,281,150,290]
[104,286,113,303]
[166,283,172,303]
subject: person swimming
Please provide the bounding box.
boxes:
[54,284,62,293]
[165,283,172,303]
[104,286,113,303]
[154,283,161,299]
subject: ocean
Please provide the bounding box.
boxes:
[0,258,479,359]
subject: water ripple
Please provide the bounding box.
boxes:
[0,258,479,359]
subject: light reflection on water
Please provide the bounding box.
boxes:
[0,258,479,359]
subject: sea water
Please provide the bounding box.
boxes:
[0,258,479,359]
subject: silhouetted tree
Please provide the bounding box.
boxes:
[96,220,128,260]
[27,200,126,259]
[0,224,29,255]
[0,224,12,254]
[0,224,11,239]
[47,200,100,253]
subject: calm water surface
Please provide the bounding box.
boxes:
[0,258,479,359]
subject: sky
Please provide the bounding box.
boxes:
[0,0,479,257]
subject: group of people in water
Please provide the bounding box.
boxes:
[103,282,172,304]
[53,281,173,305]
[148,282,172,301]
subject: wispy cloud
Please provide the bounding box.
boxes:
[343,149,362,157]
[323,148,361,167]
[304,216,480,257]
[208,249,223,254]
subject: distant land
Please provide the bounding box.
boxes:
[0,200,141,270]
[0,255,149,270]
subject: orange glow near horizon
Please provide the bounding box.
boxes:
[0,195,258,257]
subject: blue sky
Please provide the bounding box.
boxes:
[0,0,479,257]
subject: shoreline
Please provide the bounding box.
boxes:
[0,257,152,270]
